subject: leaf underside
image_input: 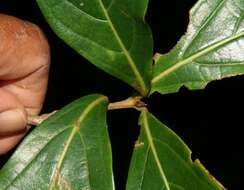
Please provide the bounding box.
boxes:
[0,94,114,190]
[152,0,244,95]
[126,110,225,190]
[36,0,153,96]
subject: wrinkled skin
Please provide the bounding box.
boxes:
[0,14,50,154]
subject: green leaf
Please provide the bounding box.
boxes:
[152,0,244,94]
[126,109,225,190]
[0,94,114,190]
[36,0,153,96]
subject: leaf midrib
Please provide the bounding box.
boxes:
[152,138,217,189]
[98,0,147,95]
[152,31,244,83]
[3,128,70,190]
[2,100,88,189]
[48,96,107,190]
[141,113,221,190]
[141,110,171,190]
[181,0,226,56]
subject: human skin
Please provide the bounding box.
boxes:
[0,14,50,155]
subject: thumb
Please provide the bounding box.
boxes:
[0,89,28,155]
[0,88,27,135]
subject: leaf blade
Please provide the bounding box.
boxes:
[36,0,153,95]
[0,94,114,190]
[126,110,225,190]
[152,0,244,95]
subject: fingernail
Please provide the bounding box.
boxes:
[0,109,27,134]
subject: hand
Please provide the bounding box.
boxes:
[0,14,50,155]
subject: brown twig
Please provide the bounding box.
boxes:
[108,96,146,110]
[27,96,146,125]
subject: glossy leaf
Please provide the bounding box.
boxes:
[152,0,244,94]
[36,0,153,96]
[126,109,225,190]
[0,94,114,190]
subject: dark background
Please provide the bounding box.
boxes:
[0,0,243,189]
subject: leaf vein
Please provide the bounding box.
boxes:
[98,0,147,94]
[152,31,244,83]
[3,127,71,190]
[77,132,91,189]
[140,146,150,189]
[142,110,171,190]
[182,0,227,56]
[48,96,106,190]
[58,1,107,22]
[153,138,213,188]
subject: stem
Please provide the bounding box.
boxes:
[108,96,146,110]
[27,96,146,125]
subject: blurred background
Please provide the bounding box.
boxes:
[0,0,243,189]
